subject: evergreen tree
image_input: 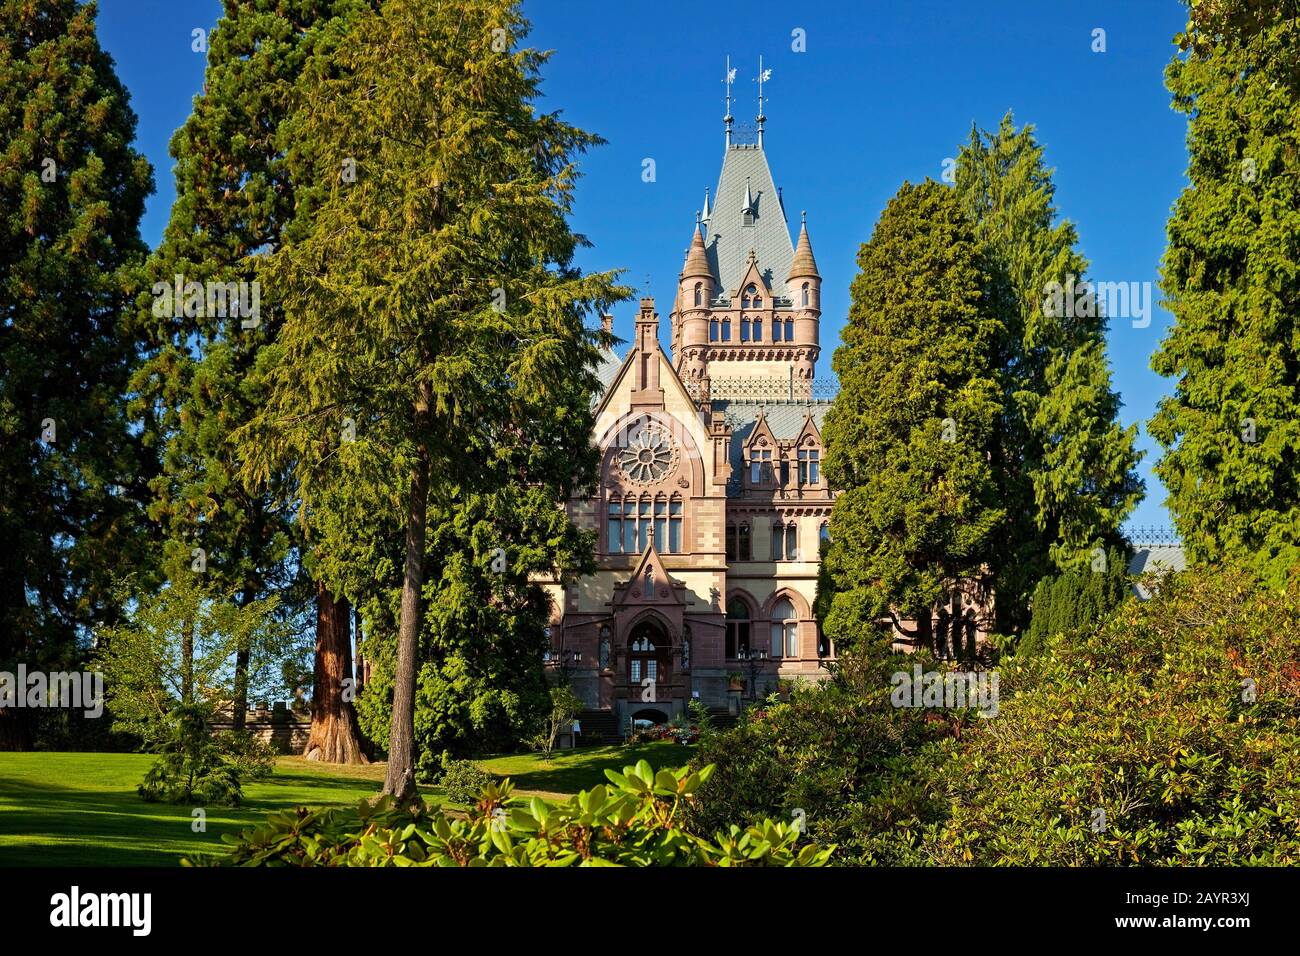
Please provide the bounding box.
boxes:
[1150,4,1300,582]
[0,0,152,748]
[236,0,626,800]
[954,115,1142,634]
[131,0,368,747]
[818,181,1004,655]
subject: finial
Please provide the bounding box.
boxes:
[723,56,736,148]
[801,209,807,225]
[755,55,771,148]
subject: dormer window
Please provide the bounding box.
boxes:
[743,210,754,227]
[742,284,762,309]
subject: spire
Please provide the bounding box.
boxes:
[701,187,711,224]
[742,176,753,214]
[787,211,819,280]
[683,216,711,280]
[755,55,771,148]
[723,57,736,148]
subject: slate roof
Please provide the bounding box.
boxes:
[703,145,794,300]
[1128,543,1187,600]
[714,399,833,476]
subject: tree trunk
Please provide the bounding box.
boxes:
[231,583,256,731]
[353,606,366,699]
[914,606,933,654]
[303,581,368,764]
[383,426,430,802]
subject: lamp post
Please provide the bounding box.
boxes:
[736,647,768,700]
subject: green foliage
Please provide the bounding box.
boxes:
[819,180,1005,652]
[0,0,154,736]
[437,759,495,806]
[954,114,1142,633]
[683,651,958,865]
[1150,7,1300,584]
[923,565,1300,865]
[528,685,584,758]
[190,761,833,867]
[1019,546,1131,657]
[94,575,298,739]
[138,705,249,806]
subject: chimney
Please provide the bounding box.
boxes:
[600,313,613,335]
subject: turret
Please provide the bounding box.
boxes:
[787,212,821,385]
[676,217,713,393]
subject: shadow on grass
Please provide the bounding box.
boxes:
[483,743,695,796]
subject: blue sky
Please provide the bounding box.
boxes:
[97,0,1191,531]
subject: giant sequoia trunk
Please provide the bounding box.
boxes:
[303,582,368,764]
[382,420,430,802]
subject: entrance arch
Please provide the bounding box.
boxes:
[627,619,671,686]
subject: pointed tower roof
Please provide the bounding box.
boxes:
[787,211,819,281]
[682,217,711,280]
[741,176,754,214]
[701,187,711,223]
[705,147,794,297]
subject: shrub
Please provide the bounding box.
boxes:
[439,759,495,806]
[138,705,245,806]
[187,761,834,867]
[683,650,960,864]
[923,564,1300,865]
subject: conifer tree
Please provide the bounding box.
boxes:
[1150,4,1300,582]
[237,0,626,800]
[818,181,1004,655]
[954,115,1142,634]
[131,0,368,748]
[0,0,152,748]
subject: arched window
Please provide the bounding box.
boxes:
[819,521,830,547]
[742,284,756,309]
[770,598,797,658]
[753,318,762,341]
[622,496,636,553]
[653,495,667,551]
[709,318,719,342]
[783,318,794,340]
[771,319,782,342]
[669,495,683,553]
[637,496,651,551]
[629,633,658,683]
[801,282,810,307]
[726,602,751,659]
[694,282,703,307]
[740,317,750,342]
[771,522,784,559]
[607,498,621,553]
[721,318,731,341]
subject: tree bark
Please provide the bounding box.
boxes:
[303,581,368,764]
[231,582,255,731]
[383,416,430,802]
[181,618,194,705]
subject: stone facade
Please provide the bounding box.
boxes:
[540,130,838,731]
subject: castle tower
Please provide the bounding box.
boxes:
[667,98,821,402]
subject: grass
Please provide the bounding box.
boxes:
[478,742,695,800]
[0,741,693,867]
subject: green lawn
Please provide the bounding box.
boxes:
[0,741,693,867]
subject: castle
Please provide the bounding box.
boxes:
[540,92,838,734]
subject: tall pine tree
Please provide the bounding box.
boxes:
[1150,4,1300,582]
[131,0,370,752]
[236,0,626,799]
[0,0,152,748]
[954,115,1142,635]
[818,181,1004,655]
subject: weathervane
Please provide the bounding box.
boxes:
[755,55,771,148]
[723,56,737,147]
